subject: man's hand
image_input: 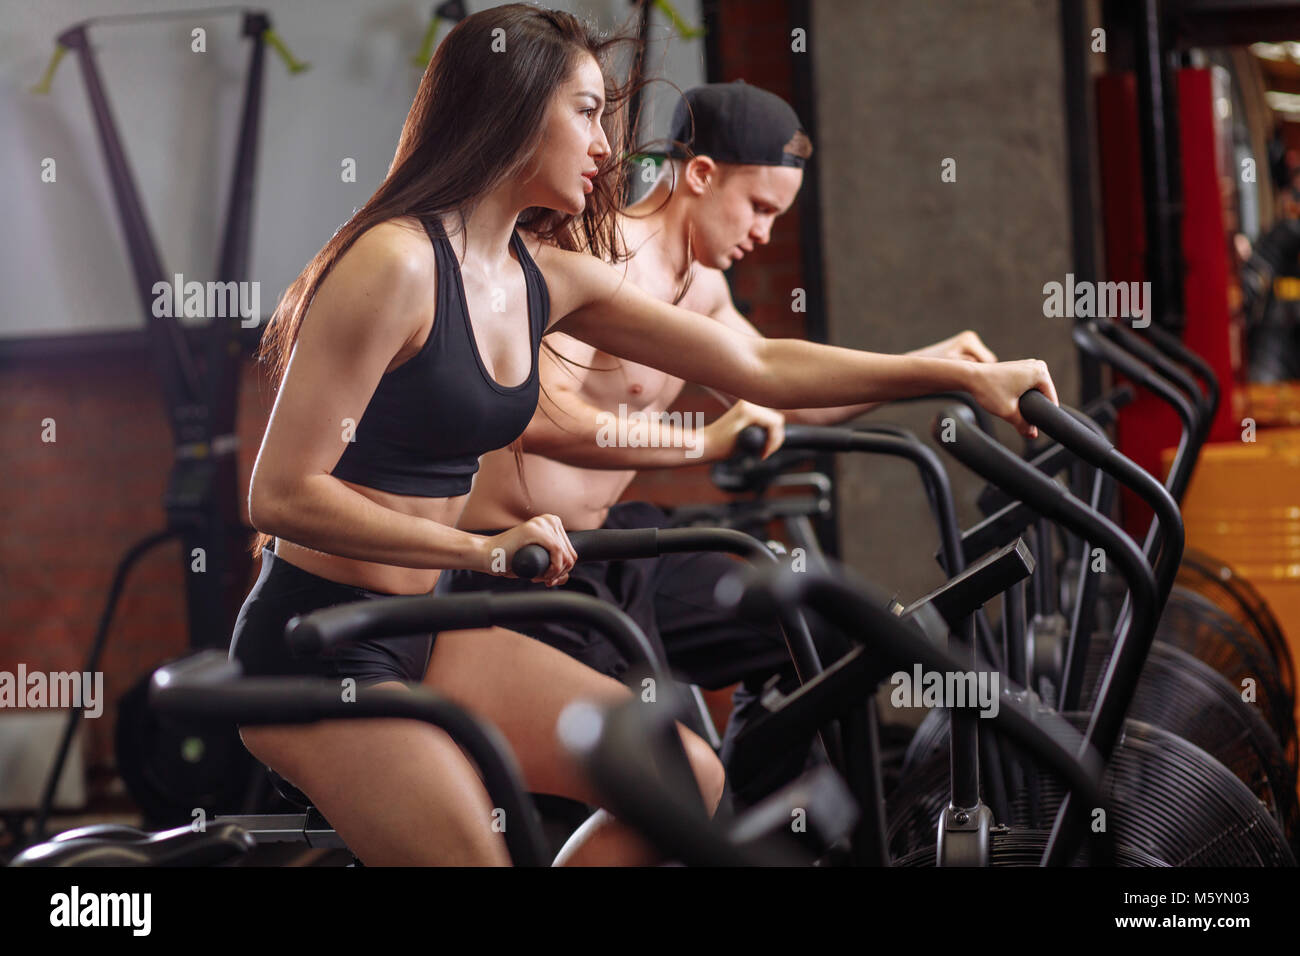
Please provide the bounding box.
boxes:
[704,400,786,460]
[912,330,998,364]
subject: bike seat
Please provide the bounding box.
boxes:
[11,821,255,867]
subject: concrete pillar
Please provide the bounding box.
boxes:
[811,0,1081,600]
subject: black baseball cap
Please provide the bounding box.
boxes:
[665,81,808,169]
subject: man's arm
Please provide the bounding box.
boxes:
[521,344,783,466]
[520,348,707,467]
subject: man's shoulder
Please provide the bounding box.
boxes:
[680,263,731,317]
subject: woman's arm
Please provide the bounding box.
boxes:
[690,267,1000,427]
[249,222,492,571]
[522,348,785,466]
[540,246,1057,436]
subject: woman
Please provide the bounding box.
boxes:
[232,3,1058,866]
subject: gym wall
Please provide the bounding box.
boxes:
[0,0,705,774]
[811,0,1084,596]
[0,0,703,342]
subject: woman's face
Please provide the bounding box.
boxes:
[525,54,611,215]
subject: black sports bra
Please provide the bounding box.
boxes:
[331,219,549,497]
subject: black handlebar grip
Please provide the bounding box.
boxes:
[735,425,768,456]
[1018,390,1113,468]
[512,544,551,580]
[286,593,496,655]
[510,528,662,580]
[934,405,1069,522]
[150,650,241,696]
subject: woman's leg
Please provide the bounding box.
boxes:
[424,625,726,865]
[240,692,513,866]
[239,626,723,866]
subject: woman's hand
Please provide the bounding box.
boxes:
[484,514,578,587]
[966,359,1058,439]
[704,401,787,461]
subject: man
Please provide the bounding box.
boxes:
[444,81,995,802]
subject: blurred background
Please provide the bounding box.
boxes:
[3,0,1300,840]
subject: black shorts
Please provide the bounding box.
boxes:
[229,547,435,688]
[440,501,792,687]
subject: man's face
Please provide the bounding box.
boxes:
[688,162,803,270]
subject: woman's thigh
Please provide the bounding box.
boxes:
[240,683,511,866]
[425,626,724,808]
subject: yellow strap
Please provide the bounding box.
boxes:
[654,0,706,40]
[263,28,310,74]
[411,15,443,68]
[29,44,67,95]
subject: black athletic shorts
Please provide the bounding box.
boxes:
[440,501,793,687]
[229,546,436,689]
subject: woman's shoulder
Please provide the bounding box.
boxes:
[314,217,438,340]
[344,216,438,282]
[524,237,615,323]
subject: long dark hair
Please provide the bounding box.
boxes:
[250,4,644,557]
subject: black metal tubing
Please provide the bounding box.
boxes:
[568,696,817,866]
[813,421,1000,673]
[1005,579,1029,687]
[1096,322,1207,441]
[288,590,670,685]
[1143,321,1220,423]
[1073,322,1198,501]
[1168,0,1300,47]
[780,425,968,575]
[54,12,272,651]
[726,565,1111,866]
[774,425,1000,659]
[762,424,1001,815]
[975,386,1135,517]
[149,653,550,867]
[1061,469,1117,711]
[1020,391,1185,609]
[1133,0,1185,334]
[903,539,1035,633]
[55,22,200,408]
[324,526,843,783]
[35,529,183,838]
[935,404,1158,763]
[1095,322,1214,531]
[1020,391,1186,719]
[934,404,1159,865]
[513,525,825,686]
